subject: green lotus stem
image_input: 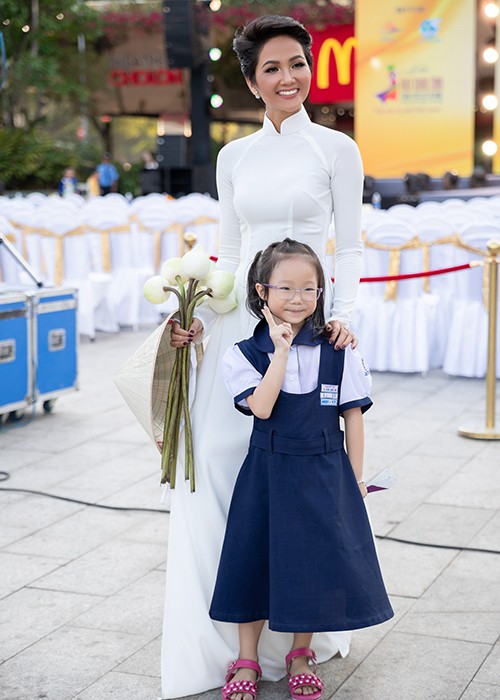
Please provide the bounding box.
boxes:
[180,344,194,487]
[175,275,187,328]
[164,349,180,432]
[163,285,183,308]
[160,275,217,491]
[186,278,198,308]
[161,350,183,485]
[186,287,212,323]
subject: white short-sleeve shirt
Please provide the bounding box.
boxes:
[221,343,372,415]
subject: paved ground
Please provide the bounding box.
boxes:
[0,327,499,700]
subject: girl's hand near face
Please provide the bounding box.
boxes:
[262,305,292,354]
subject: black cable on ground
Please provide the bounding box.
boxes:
[0,471,498,555]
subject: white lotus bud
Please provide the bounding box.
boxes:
[143,276,171,304]
[207,290,238,314]
[197,259,217,285]
[206,270,235,299]
[160,257,187,285]
[181,244,211,280]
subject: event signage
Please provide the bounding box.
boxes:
[309,25,355,104]
[92,28,189,117]
[355,0,476,177]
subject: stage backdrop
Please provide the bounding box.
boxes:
[355,0,476,178]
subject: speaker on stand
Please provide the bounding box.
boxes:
[161,1,215,197]
[162,0,199,69]
[156,134,192,197]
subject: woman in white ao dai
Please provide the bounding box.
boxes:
[162,15,364,699]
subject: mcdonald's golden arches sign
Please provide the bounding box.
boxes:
[309,25,355,104]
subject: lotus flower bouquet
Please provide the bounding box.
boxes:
[144,245,237,491]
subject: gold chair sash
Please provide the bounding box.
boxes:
[135,221,185,270]
[38,225,85,286]
[87,224,130,273]
[363,236,422,300]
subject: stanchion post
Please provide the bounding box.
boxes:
[459,239,500,440]
[184,232,197,251]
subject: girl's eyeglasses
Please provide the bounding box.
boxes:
[261,284,323,301]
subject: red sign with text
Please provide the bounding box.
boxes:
[309,25,355,104]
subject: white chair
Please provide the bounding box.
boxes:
[132,204,184,269]
[413,217,459,368]
[387,203,417,221]
[63,192,86,208]
[101,192,130,208]
[466,196,489,207]
[0,216,23,287]
[415,201,443,218]
[37,198,80,220]
[0,203,47,280]
[83,209,160,329]
[442,198,467,210]
[413,217,460,295]
[354,221,430,373]
[446,211,489,231]
[0,198,35,228]
[25,192,48,207]
[443,224,500,377]
[464,197,494,222]
[361,208,389,227]
[169,198,219,256]
[37,212,119,339]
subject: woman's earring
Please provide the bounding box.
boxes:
[254,91,260,99]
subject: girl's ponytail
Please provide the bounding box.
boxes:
[246,250,264,318]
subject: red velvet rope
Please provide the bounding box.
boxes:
[359,262,474,283]
[208,257,476,283]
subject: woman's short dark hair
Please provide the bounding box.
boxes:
[246,238,326,333]
[233,15,313,84]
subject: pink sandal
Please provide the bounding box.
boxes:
[222,659,262,700]
[285,647,324,700]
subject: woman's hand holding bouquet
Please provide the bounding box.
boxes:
[144,245,236,491]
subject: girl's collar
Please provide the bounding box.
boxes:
[262,106,311,136]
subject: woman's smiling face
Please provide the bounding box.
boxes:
[247,34,312,125]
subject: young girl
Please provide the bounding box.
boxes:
[209,239,393,700]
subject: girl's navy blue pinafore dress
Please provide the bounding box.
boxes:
[209,322,394,633]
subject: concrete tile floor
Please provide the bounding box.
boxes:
[0,327,499,700]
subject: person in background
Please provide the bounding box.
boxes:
[57,167,78,197]
[96,153,119,195]
[85,170,101,198]
[141,150,159,170]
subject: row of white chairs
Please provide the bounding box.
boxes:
[365,195,500,228]
[349,204,500,378]
[0,193,220,339]
[2,191,498,377]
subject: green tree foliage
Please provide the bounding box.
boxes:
[0,0,102,130]
[0,128,72,189]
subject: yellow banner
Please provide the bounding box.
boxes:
[493,14,500,173]
[355,0,476,178]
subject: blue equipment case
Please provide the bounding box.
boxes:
[0,292,31,415]
[29,288,78,405]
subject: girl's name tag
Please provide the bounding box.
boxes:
[320,383,338,406]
